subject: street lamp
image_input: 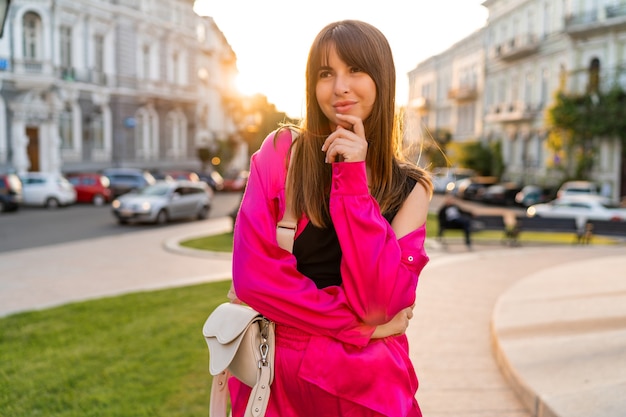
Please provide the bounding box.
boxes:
[0,0,11,38]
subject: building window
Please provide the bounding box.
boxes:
[94,34,104,73]
[23,12,42,60]
[60,26,72,69]
[540,68,549,107]
[172,51,179,84]
[587,57,600,93]
[91,112,104,150]
[142,45,150,80]
[59,105,73,149]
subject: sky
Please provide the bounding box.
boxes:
[193,1,488,119]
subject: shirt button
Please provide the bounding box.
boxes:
[408,256,414,262]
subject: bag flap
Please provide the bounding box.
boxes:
[202,303,261,343]
[202,303,262,375]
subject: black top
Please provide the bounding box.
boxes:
[293,177,417,289]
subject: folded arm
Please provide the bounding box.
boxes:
[330,162,430,325]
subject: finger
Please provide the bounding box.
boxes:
[335,113,364,137]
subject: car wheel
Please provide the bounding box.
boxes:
[155,209,168,225]
[45,197,60,209]
[93,194,106,206]
[0,201,4,213]
[118,218,128,225]
[197,205,210,220]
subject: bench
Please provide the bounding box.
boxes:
[585,219,626,240]
[438,214,518,247]
[512,216,583,244]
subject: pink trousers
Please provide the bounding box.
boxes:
[229,325,422,417]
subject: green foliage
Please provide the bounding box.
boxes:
[424,128,453,168]
[458,141,498,177]
[0,281,231,417]
[546,87,626,179]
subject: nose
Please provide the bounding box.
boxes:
[334,74,350,95]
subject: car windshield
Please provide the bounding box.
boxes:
[138,184,170,196]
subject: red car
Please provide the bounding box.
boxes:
[66,172,112,205]
[222,170,249,192]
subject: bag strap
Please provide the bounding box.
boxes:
[276,128,298,253]
[210,128,298,417]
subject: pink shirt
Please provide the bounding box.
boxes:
[232,128,429,415]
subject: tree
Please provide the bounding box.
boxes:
[547,86,626,180]
[458,141,501,177]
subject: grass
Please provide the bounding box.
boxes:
[0,281,231,417]
[180,232,234,252]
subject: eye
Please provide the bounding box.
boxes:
[318,69,332,79]
[350,66,364,73]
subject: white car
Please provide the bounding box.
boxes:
[527,195,626,229]
[431,168,476,194]
[556,180,600,199]
[111,180,213,225]
[19,172,77,208]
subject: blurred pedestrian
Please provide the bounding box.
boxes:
[438,195,473,249]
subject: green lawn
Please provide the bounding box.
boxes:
[0,281,231,417]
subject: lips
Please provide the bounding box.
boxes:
[333,100,356,113]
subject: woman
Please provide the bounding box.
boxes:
[230,20,432,417]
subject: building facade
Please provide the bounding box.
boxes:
[0,0,240,176]
[408,0,626,201]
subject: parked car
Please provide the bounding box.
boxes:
[66,172,112,206]
[19,172,76,208]
[431,168,476,194]
[515,185,553,207]
[222,170,249,192]
[102,168,156,198]
[0,173,23,212]
[164,170,200,182]
[556,180,600,199]
[455,176,499,201]
[527,195,626,229]
[197,170,224,192]
[111,180,213,225]
[481,182,523,206]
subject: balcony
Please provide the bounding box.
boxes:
[448,85,478,102]
[565,6,626,37]
[492,33,540,62]
[59,67,76,82]
[485,101,539,123]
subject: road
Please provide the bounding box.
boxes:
[0,192,244,253]
[0,190,525,254]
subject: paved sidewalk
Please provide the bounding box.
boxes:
[0,217,233,317]
[1,217,624,417]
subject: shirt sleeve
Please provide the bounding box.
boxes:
[329,161,429,325]
[232,131,375,347]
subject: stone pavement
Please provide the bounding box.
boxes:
[1,217,625,417]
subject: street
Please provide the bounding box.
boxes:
[0,192,244,253]
[0,190,526,254]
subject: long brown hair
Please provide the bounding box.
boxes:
[286,20,432,227]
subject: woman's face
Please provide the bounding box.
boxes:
[315,44,376,130]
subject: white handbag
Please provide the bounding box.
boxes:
[203,128,298,417]
[203,303,275,417]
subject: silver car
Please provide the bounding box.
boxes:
[111,180,213,225]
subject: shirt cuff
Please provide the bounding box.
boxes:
[331,161,368,195]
